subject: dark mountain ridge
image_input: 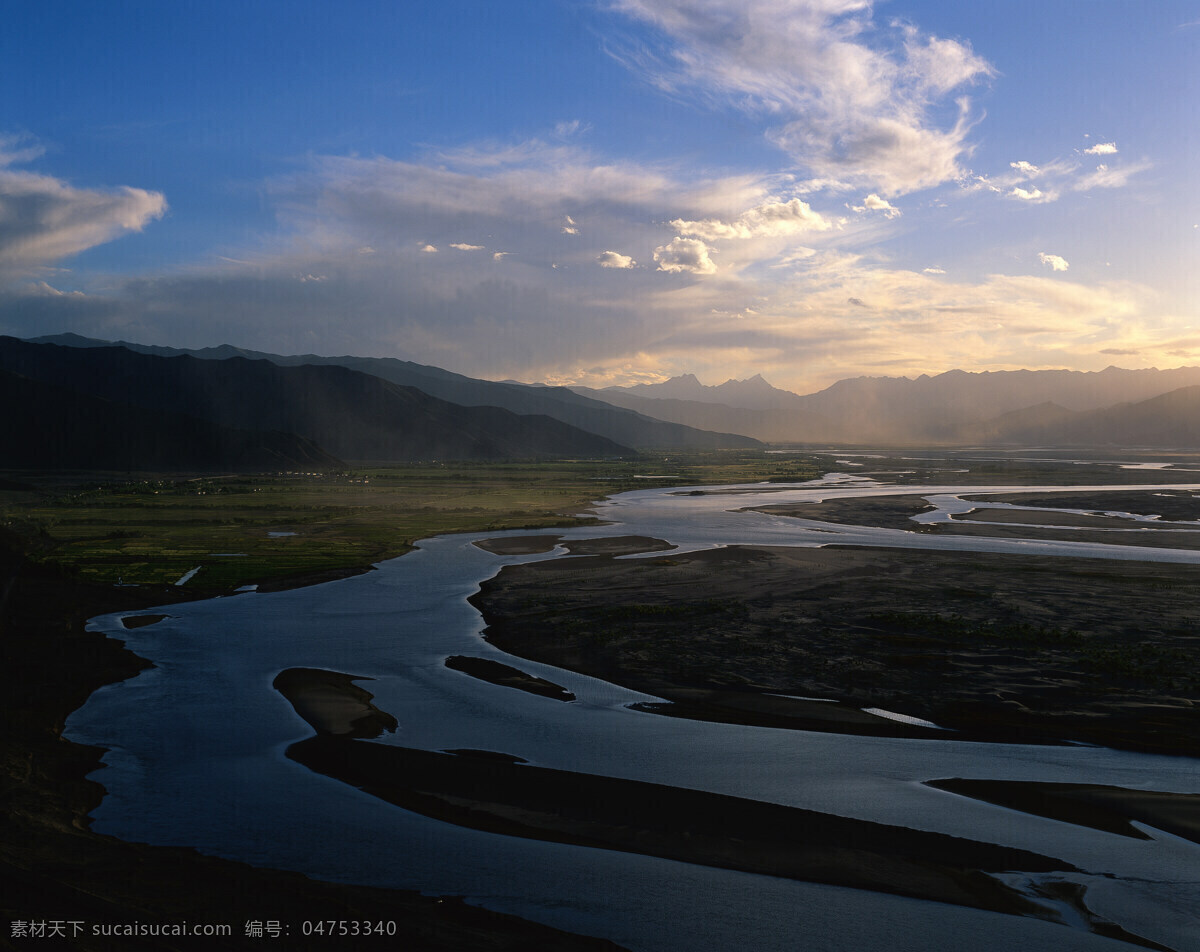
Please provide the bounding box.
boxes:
[0,368,344,472]
[29,335,759,451]
[1,338,632,465]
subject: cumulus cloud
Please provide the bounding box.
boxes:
[1084,141,1118,155]
[671,197,832,241]
[611,0,994,196]
[597,250,637,269]
[923,267,946,274]
[1038,252,1069,272]
[450,242,485,251]
[0,136,167,280]
[654,236,717,274]
[420,243,438,252]
[1009,160,1039,175]
[852,194,900,218]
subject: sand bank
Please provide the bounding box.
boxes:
[445,655,575,701]
[272,668,398,738]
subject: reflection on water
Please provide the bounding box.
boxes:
[66,473,1200,952]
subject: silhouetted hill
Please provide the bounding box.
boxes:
[0,338,632,463]
[29,335,759,451]
[0,368,344,471]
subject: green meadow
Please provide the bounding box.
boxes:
[0,453,819,595]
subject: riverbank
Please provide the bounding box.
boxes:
[472,543,1200,756]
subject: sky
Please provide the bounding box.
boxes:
[1,0,1197,394]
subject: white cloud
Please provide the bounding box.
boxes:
[1084,141,1118,155]
[1009,160,1039,175]
[450,242,485,251]
[0,137,166,280]
[1074,161,1149,191]
[671,198,832,241]
[1009,186,1055,203]
[852,193,900,218]
[1038,252,1069,272]
[597,250,637,269]
[492,251,510,260]
[611,0,994,197]
[654,236,718,274]
[420,243,438,252]
[923,267,946,274]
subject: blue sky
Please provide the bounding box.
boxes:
[2,0,1197,392]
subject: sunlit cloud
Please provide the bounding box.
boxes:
[1084,141,1118,155]
[671,197,832,241]
[450,242,485,251]
[1038,252,1070,272]
[597,250,637,269]
[654,236,717,274]
[851,194,900,218]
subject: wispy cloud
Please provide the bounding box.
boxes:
[1084,141,1118,155]
[0,135,166,281]
[609,0,994,197]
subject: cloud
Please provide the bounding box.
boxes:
[562,214,579,235]
[671,197,832,241]
[1084,141,1118,155]
[1009,160,1039,175]
[1009,186,1055,203]
[609,0,994,197]
[923,267,946,274]
[1074,161,1149,191]
[654,236,717,274]
[597,250,637,269]
[851,194,900,218]
[1038,252,1069,272]
[450,242,485,251]
[0,137,167,280]
[420,243,438,252]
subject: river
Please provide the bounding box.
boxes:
[66,473,1200,951]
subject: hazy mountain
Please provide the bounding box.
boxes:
[962,386,1200,447]
[614,373,808,411]
[0,368,344,471]
[588,366,1200,444]
[1,338,632,463]
[29,335,759,451]
[570,387,832,442]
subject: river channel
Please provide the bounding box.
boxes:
[66,472,1200,951]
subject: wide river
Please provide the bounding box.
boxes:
[67,473,1200,951]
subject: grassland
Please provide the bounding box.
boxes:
[0,453,819,595]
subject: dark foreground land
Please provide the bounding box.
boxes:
[473,543,1200,756]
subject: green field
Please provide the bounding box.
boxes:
[0,453,820,595]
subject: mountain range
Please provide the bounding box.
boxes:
[11,333,1200,473]
[1,337,641,470]
[580,368,1200,446]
